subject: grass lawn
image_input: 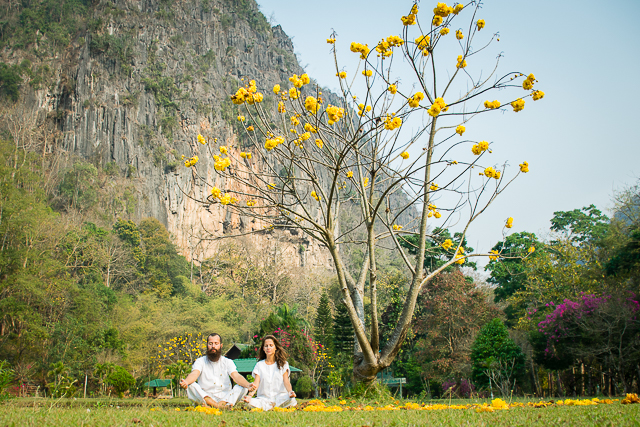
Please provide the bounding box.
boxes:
[1,397,639,426]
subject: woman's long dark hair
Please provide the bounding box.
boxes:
[258,335,288,369]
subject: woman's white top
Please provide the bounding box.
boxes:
[252,359,290,400]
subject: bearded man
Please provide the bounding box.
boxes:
[179,333,255,408]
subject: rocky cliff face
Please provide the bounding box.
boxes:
[3,0,415,269]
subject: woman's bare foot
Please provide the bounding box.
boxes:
[203,396,215,408]
[243,395,252,403]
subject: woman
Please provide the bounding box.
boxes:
[243,335,297,410]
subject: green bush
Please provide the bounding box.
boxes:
[470,318,525,393]
[105,365,135,399]
[0,361,14,398]
[294,376,313,398]
[0,63,22,102]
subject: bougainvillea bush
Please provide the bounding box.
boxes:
[536,293,640,392]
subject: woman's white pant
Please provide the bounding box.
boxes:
[187,382,247,406]
[246,392,297,411]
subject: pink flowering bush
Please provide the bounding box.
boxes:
[534,292,640,391]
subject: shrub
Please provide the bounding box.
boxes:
[105,366,135,398]
[294,376,313,398]
[471,319,525,395]
[0,361,14,399]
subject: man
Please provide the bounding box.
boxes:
[180,333,255,408]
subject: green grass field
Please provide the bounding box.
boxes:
[1,397,639,426]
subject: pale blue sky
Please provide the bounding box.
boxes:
[257,0,640,259]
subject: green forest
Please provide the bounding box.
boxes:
[0,0,639,405]
[0,132,638,399]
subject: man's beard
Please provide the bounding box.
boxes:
[206,347,221,362]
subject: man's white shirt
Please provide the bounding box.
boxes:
[192,355,238,400]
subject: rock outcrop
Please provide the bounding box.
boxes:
[3,0,416,269]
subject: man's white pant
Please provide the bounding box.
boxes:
[187,382,247,406]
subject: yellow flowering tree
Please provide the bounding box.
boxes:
[183,1,542,383]
[153,332,206,370]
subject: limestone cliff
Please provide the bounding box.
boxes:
[1,0,415,269]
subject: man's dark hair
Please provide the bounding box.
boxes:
[207,333,222,342]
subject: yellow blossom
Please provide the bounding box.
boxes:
[305,96,319,114]
[326,104,345,124]
[433,2,453,17]
[211,187,221,199]
[456,125,465,135]
[247,125,254,131]
[184,155,199,167]
[346,171,353,178]
[401,14,416,26]
[264,136,285,151]
[304,123,317,133]
[337,71,347,79]
[519,161,529,173]
[363,177,369,187]
[315,138,324,149]
[506,217,514,228]
[442,239,453,250]
[511,98,525,112]
[408,91,425,108]
[349,42,370,59]
[197,134,206,144]
[311,191,321,201]
[219,193,236,205]
[440,27,450,35]
[392,224,403,231]
[415,35,430,50]
[237,115,245,122]
[214,157,231,171]
[289,74,303,88]
[456,55,467,68]
[273,84,280,94]
[231,87,250,104]
[301,73,310,85]
[362,69,373,77]
[484,100,501,109]
[484,166,498,178]
[489,250,499,261]
[430,183,439,191]
[327,38,336,44]
[528,246,535,253]
[289,87,300,99]
[290,116,300,126]
[267,183,275,190]
[240,152,251,159]
[300,132,311,141]
[278,101,286,113]
[254,92,263,103]
[456,30,464,40]
[384,116,402,130]
[477,19,485,30]
[453,4,464,14]
[400,151,410,159]
[522,73,536,90]
[388,84,397,94]
[532,90,545,101]
[433,15,443,26]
